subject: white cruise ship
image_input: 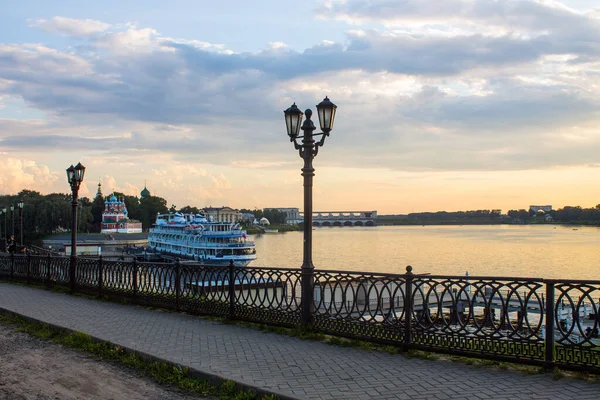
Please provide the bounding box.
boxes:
[148,212,256,266]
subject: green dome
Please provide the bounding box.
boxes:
[140,186,150,198]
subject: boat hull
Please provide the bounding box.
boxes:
[144,249,255,267]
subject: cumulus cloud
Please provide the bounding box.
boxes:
[3,13,598,127]
[29,17,111,36]
[0,11,598,177]
[95,176,140,197]
[317,0,598,34]
[0,157,58,194]
[152,164,208,182]
[210,172,231,189]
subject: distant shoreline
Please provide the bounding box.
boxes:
[377,220,599,227]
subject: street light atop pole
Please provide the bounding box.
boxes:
[17,200,24,250]
[284,96,337,326]
[67,162,86,291]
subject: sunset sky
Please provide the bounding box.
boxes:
[1,0,599,214]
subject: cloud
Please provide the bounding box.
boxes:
[95,176,140,197]
[29,17,111,36]
[0,13,598,178]
[4,14,599,128]
[317,0,598,34]
[210,172,231,189]
[151,164,208,182]
[0,157,58,194]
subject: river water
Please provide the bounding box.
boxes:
[250,225,600,280]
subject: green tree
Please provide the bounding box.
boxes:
[261,209,286,224]
[139,195,168,230]
[180,205,200,214]
[91,195,105,228]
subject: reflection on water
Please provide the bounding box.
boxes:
[251,225,600,280]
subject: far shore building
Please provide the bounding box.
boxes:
[203,206,242,223]
[241,213,256,224]
[100,193,142,233]
[529,205,552,214]
[268,207,302,224]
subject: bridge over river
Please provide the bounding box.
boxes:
[300,210,377,227]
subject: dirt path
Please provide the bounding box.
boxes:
[0,324,209,400]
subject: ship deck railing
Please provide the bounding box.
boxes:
[151,228,248,237]
[149,240,255,248]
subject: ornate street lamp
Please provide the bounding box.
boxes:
[284,96,337,326]
[17,200,24,249]
[67,162,86,290]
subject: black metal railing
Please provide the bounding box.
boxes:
[0,253,598,373]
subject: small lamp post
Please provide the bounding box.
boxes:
[67,162,86,291]
[0,208,3,252]
[17,200,24,249]
[1,207,5,252]
[284,96,337,326]
[10,204,14,241]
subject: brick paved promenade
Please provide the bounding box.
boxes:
[0,283,598,400]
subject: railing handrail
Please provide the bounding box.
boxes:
[1,252,599,373]
[4,253,600,284]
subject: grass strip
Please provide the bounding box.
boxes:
[0,311,280,400]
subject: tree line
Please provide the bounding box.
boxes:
[380,205,600,225]
[508,205,600,225]
[379,209,504,225]
[0,190,169,244]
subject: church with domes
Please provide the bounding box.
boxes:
[100,190,142,234]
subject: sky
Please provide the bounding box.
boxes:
[0,0,599,214]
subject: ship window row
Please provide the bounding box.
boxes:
[151,234,246,244]
[149,237,253,248]
[149,243,255,256]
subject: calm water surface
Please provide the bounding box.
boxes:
[250,225,600,280]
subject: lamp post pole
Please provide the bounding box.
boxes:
[284,97,337,327]
[67,162,86,291]
[1,208,6,252]
[10,205,14,241]
[70,186,78,289]
[18,200,24,249]
[0,210,3,252]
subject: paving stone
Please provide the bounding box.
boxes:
[0,283,599,400]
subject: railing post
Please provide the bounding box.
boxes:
[132,257,138,300]
[545,281,555,370]
[45,253,51,288]
[10,252,14,281]
[175,258,181,311]
[404,265,414,348]
[26,250,31,284]
[228,259,235,320]
[98,255,103,298]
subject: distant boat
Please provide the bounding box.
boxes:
[148,212,256,266]
[263,229,279,233]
